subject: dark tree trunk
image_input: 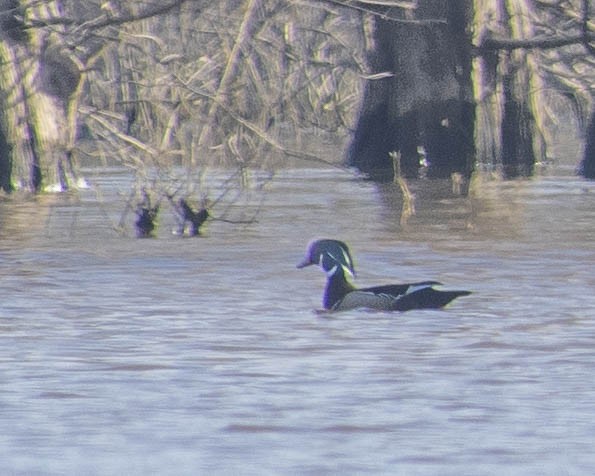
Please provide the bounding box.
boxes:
[500,69,536,177]
[495,4,540,179]
[0,125,12,193]
[348,0,475,181]
[580,109,595,179]
[473,0,548,179]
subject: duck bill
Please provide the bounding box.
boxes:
[296,257,312,269]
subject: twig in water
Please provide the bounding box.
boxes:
[390,151,415,226]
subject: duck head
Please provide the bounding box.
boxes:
[297,239,355,278]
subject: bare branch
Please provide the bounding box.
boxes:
[173,74,353,171]
[478,32,595,52]
[26,0,194,30]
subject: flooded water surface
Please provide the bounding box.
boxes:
[1,167,595,474]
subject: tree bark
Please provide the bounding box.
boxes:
[473,0,548,178]
[0,1,81,193]
[348,0,475,180]
[580,109,595,179]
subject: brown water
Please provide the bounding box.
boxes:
[1,166,595,474]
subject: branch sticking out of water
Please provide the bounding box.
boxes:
[135,189,159,238]
[390,151,415,227]
[168,196,209,236]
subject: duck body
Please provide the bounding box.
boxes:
[298,239,470,312]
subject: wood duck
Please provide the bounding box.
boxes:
[297,239,471,312]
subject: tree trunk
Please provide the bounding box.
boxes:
[348,0,475,180]
[500,61,536,177]
[580,109,595,179]
[0,38,38,192]
[473,0,548,178]
[0,1,81,193]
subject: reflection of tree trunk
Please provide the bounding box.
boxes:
[390,151,415,226]
[348,1,474,181]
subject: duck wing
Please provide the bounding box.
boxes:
[332,290,396,311]
[359,281,443,298]
[390,286,471,312]
[332,281,443,312]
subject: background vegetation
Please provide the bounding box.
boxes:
[0,0,594,233]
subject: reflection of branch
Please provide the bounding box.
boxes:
[390,151,415,227]
[208,169,249,208]
[117,187,138,235]
[210,216,258,225]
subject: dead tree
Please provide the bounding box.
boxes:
[0,0,82,192]
[348,0,475,180]
[476,0,595,178]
